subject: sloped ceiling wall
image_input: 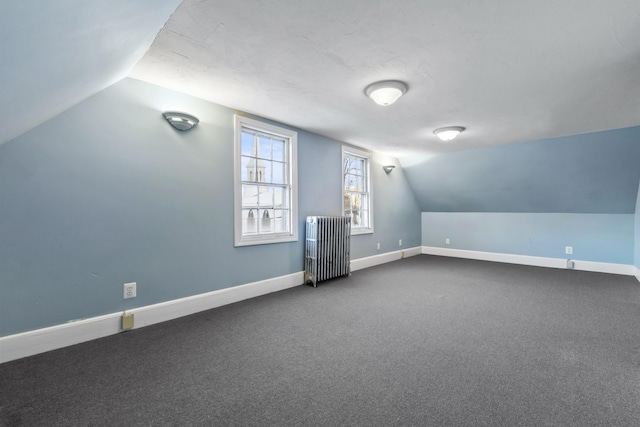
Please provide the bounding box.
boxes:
[402,126,640,214]
[0,0,182,145]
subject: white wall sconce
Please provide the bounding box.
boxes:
[434,126,465,141]
[163,112,199,131]
[365,80,408,106]
[383,165,395,174]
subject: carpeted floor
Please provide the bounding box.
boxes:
[1,255,640,426]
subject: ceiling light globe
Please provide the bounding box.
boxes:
[434,126,465,141]
[365,81,408,106]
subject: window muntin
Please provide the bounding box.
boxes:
[342,147,373,234]
[234,116,297,246]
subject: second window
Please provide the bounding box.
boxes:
[342,146,373,234]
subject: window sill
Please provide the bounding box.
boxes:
[235,233,298,247]
[351,227,374,236]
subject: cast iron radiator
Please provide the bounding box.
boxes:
[305,216,351,287]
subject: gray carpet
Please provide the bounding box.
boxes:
[1,255,640,426]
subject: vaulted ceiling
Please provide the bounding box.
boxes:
[3,1,640,158]
[0,1,182,145]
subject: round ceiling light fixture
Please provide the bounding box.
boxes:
[364,80,408,106]
[434,126,465,141]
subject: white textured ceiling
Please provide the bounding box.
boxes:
[131,0,640,158]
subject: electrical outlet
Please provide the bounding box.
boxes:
[377,243,381,250]
[123,282,136,299]
[565,246,573,255]
[400,250,405,258]
[445,238,450,245]
[399,239,402,246]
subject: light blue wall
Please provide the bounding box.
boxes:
[0,78,421,336]
[404,127,640,214]
[422,213,634,264]
[407,126,640,266]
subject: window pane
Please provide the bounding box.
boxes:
[350,211,361,226]
[241,131,255,156]
[258,186,274,208]
[359,193,369,227]
[242,209,257,235]
[272,139,285,162]
[274,187,287,208]
[272,162,285,184]
[353,176,363,191]
[350,193,362,210]
[241,156,254,182]
[359,209,369,228]
[262,160,272,183]
[346,173,358,190]
[259,136,271,159]
[350,158,361,174]
[350,193,362,227]
[242,184,259,208]
[259,209,274,233]
[274,209,288,233]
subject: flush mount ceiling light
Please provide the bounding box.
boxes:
[434,126,465,142]
[163,112,199,131]
[364,80,408,106]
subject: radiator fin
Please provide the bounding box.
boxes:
[305,216,351,287]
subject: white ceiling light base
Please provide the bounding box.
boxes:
[434,126,465,141]
[365,80,408,106]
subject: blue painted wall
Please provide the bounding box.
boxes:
[404,127,640,214]
[0,78,421,336]
[411,127,640,266]
[422,213,633,264]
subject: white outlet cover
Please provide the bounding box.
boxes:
[124,282,137,299]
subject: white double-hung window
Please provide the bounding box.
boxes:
[234,115,298,246]
[342,146,373,234]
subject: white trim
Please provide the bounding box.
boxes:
[0,248,428,364]
[635,266,640,283]
[233,115,298,247]
[0,272,304,364]
[421,246,636,276]
[351,246,422,272]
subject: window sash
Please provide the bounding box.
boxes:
[342,147,373,234]
[234,116,298,246]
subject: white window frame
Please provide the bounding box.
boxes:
[342,146,374,235]
[234,115,298,246]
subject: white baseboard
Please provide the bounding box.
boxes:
[351,246,422,272]
[0,271,304,364]
[7,245,626,364]
[421,246,636,276]
[636,267,640,282]
[1,247,422,364]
